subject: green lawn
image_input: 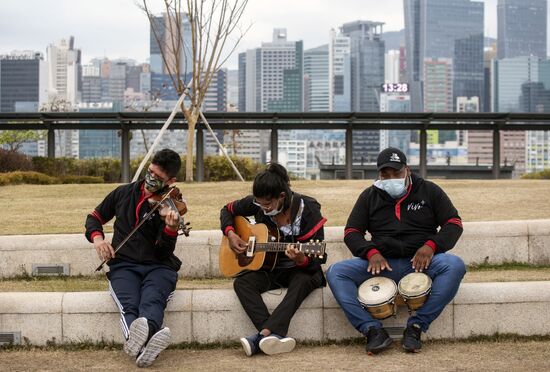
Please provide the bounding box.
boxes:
[2,265,549,292]
[1,179,550,235]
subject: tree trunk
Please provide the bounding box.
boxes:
[185,113,199,182]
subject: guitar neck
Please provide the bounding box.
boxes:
[254,242,296,252]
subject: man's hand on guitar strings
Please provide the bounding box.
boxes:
[227,230,248,254]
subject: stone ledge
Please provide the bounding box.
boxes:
[1,219,549,278]
[1,281,550,345]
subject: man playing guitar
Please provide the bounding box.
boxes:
[220,163,327,357]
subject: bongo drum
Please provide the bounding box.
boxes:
[357,277,398,320]
[398,272,432,311]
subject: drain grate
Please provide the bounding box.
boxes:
[0,332,21,345]
[32,263,70,276]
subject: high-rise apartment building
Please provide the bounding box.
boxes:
[423,58,453,113]
[261,29,303,112]
[46,37,81,104]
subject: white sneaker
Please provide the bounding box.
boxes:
[123,317,149,358]
[136,327,171,368]
[259,334,296,355]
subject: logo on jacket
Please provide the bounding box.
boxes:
[390,153,401,162]
[407,200,425,211]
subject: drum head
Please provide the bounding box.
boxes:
[398,272,432,298]
[358,277,397,307]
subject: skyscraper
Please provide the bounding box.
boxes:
[329,29,352,112]
[380,93,411,154]
[497,0,547,60]
[492,56,540,112]
[149,13,193,75]
[46,37,81,104]
[0,51,47,112]
[404,0,484,111]
[423,58,453,113]
[81,65,102,103]
[238,29,303,113]
[341,21,385,162]
[261,29,303,112]
[304,44,329,112]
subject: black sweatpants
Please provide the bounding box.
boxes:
[107,261,178,339]
[233,268,323,337]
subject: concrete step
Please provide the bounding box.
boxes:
[0,281,549,345]
[1,219,549,278]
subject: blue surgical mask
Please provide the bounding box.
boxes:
[374,177,408,199]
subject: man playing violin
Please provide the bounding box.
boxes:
[220,163,327,357]
[85,148,182,367]
[326,148,465,354]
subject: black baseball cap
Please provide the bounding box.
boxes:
[377,147,407,171]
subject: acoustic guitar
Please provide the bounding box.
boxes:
[219,216,326,277]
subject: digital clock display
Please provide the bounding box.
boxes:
[381,83,409,93]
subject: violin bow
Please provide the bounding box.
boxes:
[94,186,176,272]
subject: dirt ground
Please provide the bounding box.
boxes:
[1,340,550,371]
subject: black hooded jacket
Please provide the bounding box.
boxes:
[344,174,463,259]
[85,181,182,271]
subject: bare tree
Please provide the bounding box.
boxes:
[140,0,249,181]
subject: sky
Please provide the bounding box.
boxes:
[0,0,502,70]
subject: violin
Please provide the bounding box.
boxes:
[95,186,191,272]
[148,186,192,237]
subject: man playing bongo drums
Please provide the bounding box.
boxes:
[326,147,465,354]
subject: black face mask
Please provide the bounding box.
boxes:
[144,171,165,193]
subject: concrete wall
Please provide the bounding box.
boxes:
[0,220,549,278]
[1,282,549,345]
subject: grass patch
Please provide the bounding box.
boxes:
[1,179,550,235]
[467,263,550,271]
[2,265,550,291]
[0,275,233,292]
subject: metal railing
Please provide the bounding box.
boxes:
[2,112,549,182]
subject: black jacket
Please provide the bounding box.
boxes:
[85,181,182,271]
[344,174,463,259]
[220,193,327,282]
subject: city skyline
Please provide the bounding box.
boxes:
[1,0,507,70]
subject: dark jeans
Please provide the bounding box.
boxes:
[107,261,178,339]
[233,268,323,337]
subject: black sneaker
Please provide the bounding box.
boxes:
[402,324,422,352]
[365,327,393,354]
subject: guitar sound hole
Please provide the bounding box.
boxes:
[237,253,254,267]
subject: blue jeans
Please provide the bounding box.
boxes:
[326,253,466,335]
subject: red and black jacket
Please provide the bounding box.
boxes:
[85,181,182,271]
[344,174,463,260]
[220,193,328,280]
